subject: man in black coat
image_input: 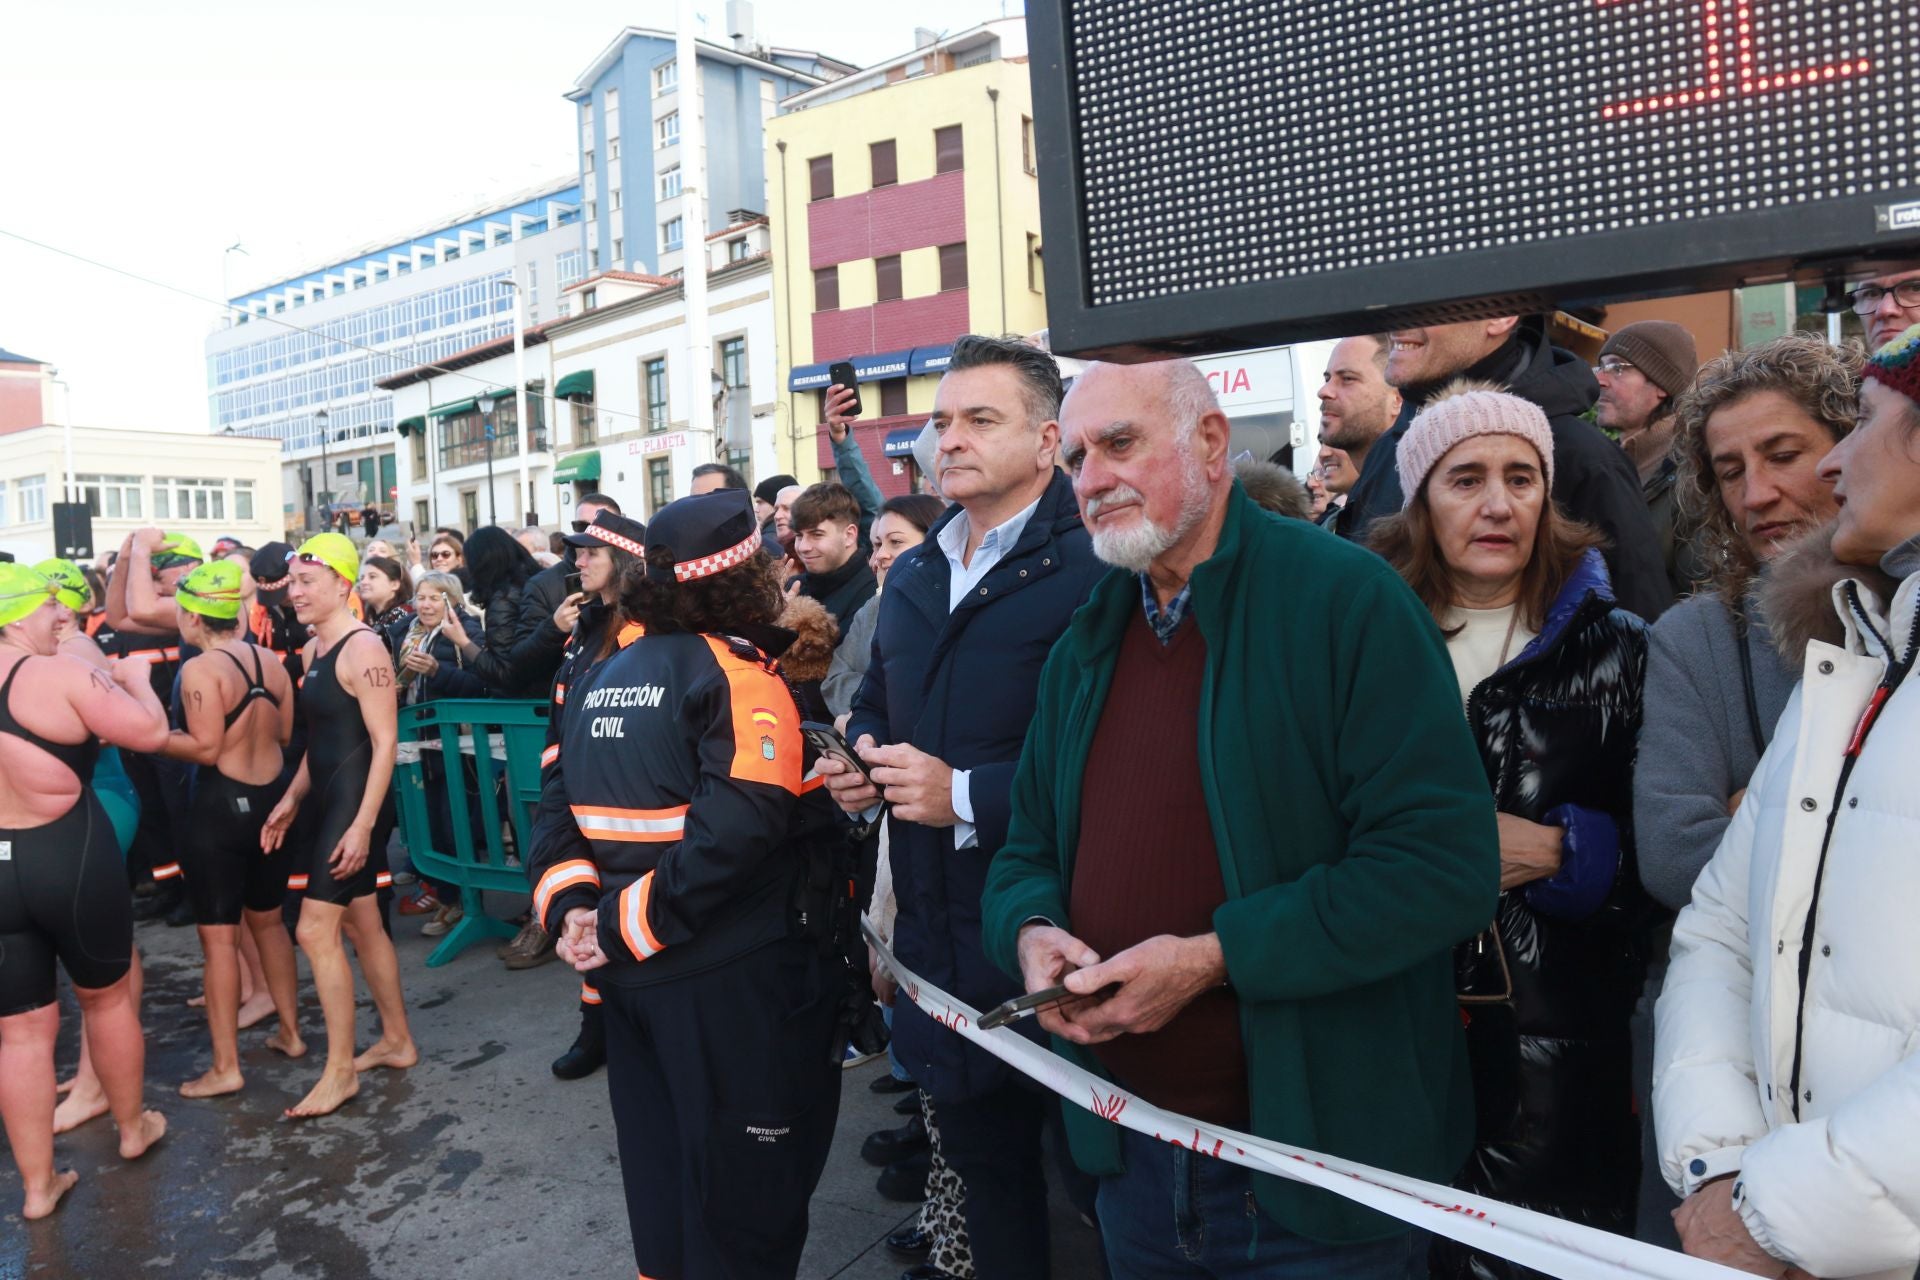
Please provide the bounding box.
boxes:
[1332,314,1674,621]
[819,335,1108,1279]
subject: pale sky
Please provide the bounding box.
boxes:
[0,0,1020,433]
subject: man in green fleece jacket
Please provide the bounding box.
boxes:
[980,358,1500,1276]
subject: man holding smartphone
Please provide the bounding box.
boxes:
[819,335,1107,1278]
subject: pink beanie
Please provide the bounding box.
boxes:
[1396,383,1555,507]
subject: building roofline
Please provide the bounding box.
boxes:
[234,175,581,302]
[780,18,1021,109]
[0,347,48,366]
[374,321,561,392]
[562,27,841,101]
[543,253,772,341]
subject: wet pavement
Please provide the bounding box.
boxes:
[0,907,1106,1279]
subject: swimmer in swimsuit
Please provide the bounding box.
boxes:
[0,564,171,1218]
[261,534,416,1119]
[161,560,304,1098]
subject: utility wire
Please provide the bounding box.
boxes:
[0,224,706,435]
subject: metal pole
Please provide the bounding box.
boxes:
[50,375,74,501]
[317,407,331,533]
[678,0,715,470]
[484,410,498,526]
[510,268,532,524]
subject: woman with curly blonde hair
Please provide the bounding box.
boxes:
[1629,332,1859,1246]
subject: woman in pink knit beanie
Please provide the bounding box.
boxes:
[1368,379,1653,1279]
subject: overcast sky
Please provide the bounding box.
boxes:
[0,0,1021,432]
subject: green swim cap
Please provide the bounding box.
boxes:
[176,559,245,620]
[152,532,206,571]
[0,564,55,628]
[34,558,89,613]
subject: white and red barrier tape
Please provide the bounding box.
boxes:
[863,919,1747,1280]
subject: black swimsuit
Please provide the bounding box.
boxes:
[182,647,291,926]
[0,657,131,1014]
[293,629,392,905]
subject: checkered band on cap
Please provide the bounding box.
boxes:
[672,528,762,583]
[585,524,647,558]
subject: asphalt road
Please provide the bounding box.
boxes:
[0,904,1106,1279]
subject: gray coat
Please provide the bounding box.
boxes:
[821,592,880,718]
[1632,587,1797,916]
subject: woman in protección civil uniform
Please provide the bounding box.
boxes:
[532,490,849,1280]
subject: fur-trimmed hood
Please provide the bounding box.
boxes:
[1759,525,1901,664]
[775,594,839,683]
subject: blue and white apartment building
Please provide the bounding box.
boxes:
[204,179,585,532]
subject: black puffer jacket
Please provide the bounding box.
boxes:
[1435,550,1653,1280]
[465,573,567,698]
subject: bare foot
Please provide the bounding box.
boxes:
[179,1068,245,1099]
[265,1025,308,1058]
[22,1170,79,1220]
[352,1037,419,1073]
[52,1084,109,1135]
[284,1070,358,1120]
[235,992,277,1030]
[117,1110,168,1161]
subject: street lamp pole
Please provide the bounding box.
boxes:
[315,407,331,532]
[477,392,500,526]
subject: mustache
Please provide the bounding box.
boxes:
[1084,483,1146,521]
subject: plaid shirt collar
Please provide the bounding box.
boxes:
[1139,574,1193,645]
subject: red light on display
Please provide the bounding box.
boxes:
[1604,0,1871,117]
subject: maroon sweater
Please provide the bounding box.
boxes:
[1068,607,1248,1128]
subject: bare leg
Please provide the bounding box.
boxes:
[72,973,166,1160]
[0,1003,79,1219]
[343,895,417,1073]
[235,924,274,1029]
[180,924,245,1098]
[54,945,140,1134]
[243,907,305,1058]
[286,898,359,1118]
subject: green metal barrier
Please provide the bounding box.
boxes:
[393,699,550,966]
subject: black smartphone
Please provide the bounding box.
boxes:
[564,571,583,597]
[978,981,1121,1030]
[800,720,875,783]
[827,361,863,418]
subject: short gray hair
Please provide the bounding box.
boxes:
[415,571,466,611]
[946,334,1064,429]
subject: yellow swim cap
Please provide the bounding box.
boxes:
[176,560,245,621]
[34,559,89,613]
[291,532,360,584]
[0,564,56,628]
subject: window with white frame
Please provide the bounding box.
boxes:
[0,481,9,527]
[661,217,684,252]
[656,112,679,147]
[153,477,226,522]
[18,476,45,525]
[612,238,624,265]
[234,478,255,521]
[659,166,682,200]
[609,136,621,162]
[603,88,619,136]
[654,61,678,94]
[611,188,623,212]
[580,103,594,148]
[76,473,143,520]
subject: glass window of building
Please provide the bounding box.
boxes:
[611,188,623,212]
[234,479,255,522]
[647,457,673,516]
[574,399,596,445]
[585,148,596,173]
[876,254,903,303]
[935,125,964,174]
[720,337,747,390]
[939,242,968,291]
[609,136,621,162]
[809,155,834,202]
[654,60,677,94]
[18,477,43,525]
[656,112,679,147]
[814,265,839,311]
[1022,116,1036,174]
[659,166,682,200]
[661,218,684,252]
[879,379,908,417]
[645,357,669,430]
[155,477,226,522]
[603,88,619,136]
[613,238,624,264]
[728,237,749,262]
[871,140,897,188]
[76,474,143,520]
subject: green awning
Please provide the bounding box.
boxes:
[554,370,595,400]
[552,450,601,484]
[395,415,425,437]
[429,398,476,420]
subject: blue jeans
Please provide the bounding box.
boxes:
[1098,1127,1423,1279]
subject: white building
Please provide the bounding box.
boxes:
[379,219,779,530]
[0,426,285,563]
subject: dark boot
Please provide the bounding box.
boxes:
[551,1001,606,1080]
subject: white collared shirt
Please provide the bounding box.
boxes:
[934,496,1042,849]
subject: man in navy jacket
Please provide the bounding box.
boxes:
[822,334,1107,1277]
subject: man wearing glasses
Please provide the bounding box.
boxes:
[1594,320,1701,599]
[1851,267,1920,352]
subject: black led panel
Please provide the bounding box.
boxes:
[1029,0,1920,358]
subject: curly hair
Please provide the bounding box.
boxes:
[618,548,784,638]
[1672,333,1861,603]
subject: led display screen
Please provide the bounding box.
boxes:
[1029,0,1920,357]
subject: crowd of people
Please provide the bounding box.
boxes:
[4,263,1920,1280]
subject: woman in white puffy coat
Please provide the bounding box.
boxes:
[1655,331,1920,1280]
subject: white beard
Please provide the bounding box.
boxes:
[1087,461,1210,572]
